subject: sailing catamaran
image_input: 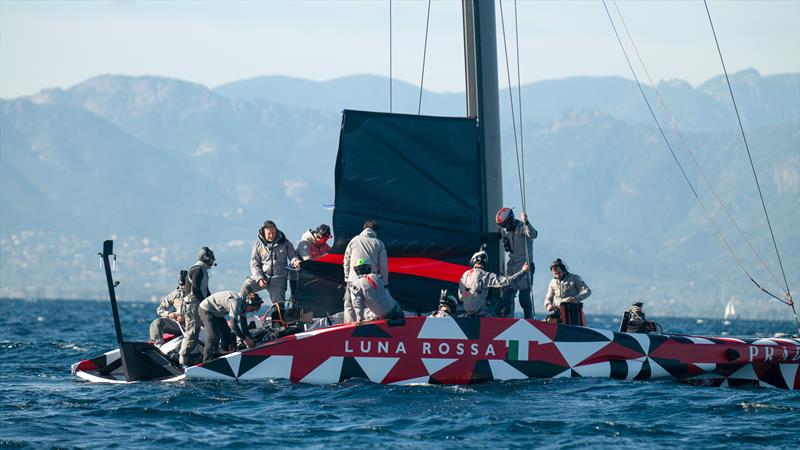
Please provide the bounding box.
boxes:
[72,1,799,389]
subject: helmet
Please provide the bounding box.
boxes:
[314,224,331,239]
[439,294,458,315]
[197,247,215,265]
[496,207,514,227]
[549,258,568,273]
[245,292,263,307]
[469,249,487,267]
[354,258,372,276]
[178,270,188,286]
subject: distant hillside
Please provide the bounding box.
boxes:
[215,69,800,133]
[1,71,798,319]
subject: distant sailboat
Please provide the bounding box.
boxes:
[721,297,738,336]
[723,298,737,326]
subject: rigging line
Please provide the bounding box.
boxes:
[418,0,432,115]
[703,0,793,303]
[600,0,788,303]
[498,0,526,217]
[512,0,533,319]
[389,0,393,113]
[611,0,787,297]
[513,0,526,212]
[500,0,533,308]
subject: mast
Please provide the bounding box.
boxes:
[462,0,504,273]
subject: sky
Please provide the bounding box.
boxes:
[1,0,799,99]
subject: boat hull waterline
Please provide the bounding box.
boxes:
[74,317,800,389]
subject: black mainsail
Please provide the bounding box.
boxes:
[296,109,483,314]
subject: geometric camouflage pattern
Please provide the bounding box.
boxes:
[71,335,185,380]
[185,317,800,390]
[72,348,122,375]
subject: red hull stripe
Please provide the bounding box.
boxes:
[76,360,99,372]
[313,253,467,283]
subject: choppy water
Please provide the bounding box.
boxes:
[1,298,798,449]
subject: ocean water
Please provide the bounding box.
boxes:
[1,298,798,449]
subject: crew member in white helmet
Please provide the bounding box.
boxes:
[458,248,529,317]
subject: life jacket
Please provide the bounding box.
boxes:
[184,261,209,304]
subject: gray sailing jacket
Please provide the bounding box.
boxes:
[500,219,538,273]
[297,230,331,260]
[351,273,400,321]
[343,228,388,284]
[249,230,300,283]
[544,272,591,308]
[459,267,526,316]
[199,290,250,340]
[185,261,210,304]
[199,290,244,318]
[156,289,183,318]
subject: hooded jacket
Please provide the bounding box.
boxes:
[297,229,332,260]
[343,228,388,284]
[249,228,300,283]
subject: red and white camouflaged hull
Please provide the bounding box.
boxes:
[184,316,800,389]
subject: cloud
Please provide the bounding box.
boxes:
[620,181,638,195]
[283,179,308,204]
[773,165,799,194]
[192,141,215,157]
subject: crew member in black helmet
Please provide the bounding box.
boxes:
[496,207,538,319]
[179,246,215,366]
[292,224,332,296]
[544,258,591,313]
[199,290,263,362]
[297,224,332,260]
[459,248,529,317]
[148,271,187,345]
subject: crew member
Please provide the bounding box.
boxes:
[342,220,388,323]
[297,224,332,260]
[179,247,215,366]
[496,207,538,319]
[198,290,262,362]
[459,248,529,317]
[292,224,332,298]
[148,278,185,345]
[350,258,403,323]
[431,294,458,318]
[240,220,301,304]
[544,258,591,315]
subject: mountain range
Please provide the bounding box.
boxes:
[1,69,798,319]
